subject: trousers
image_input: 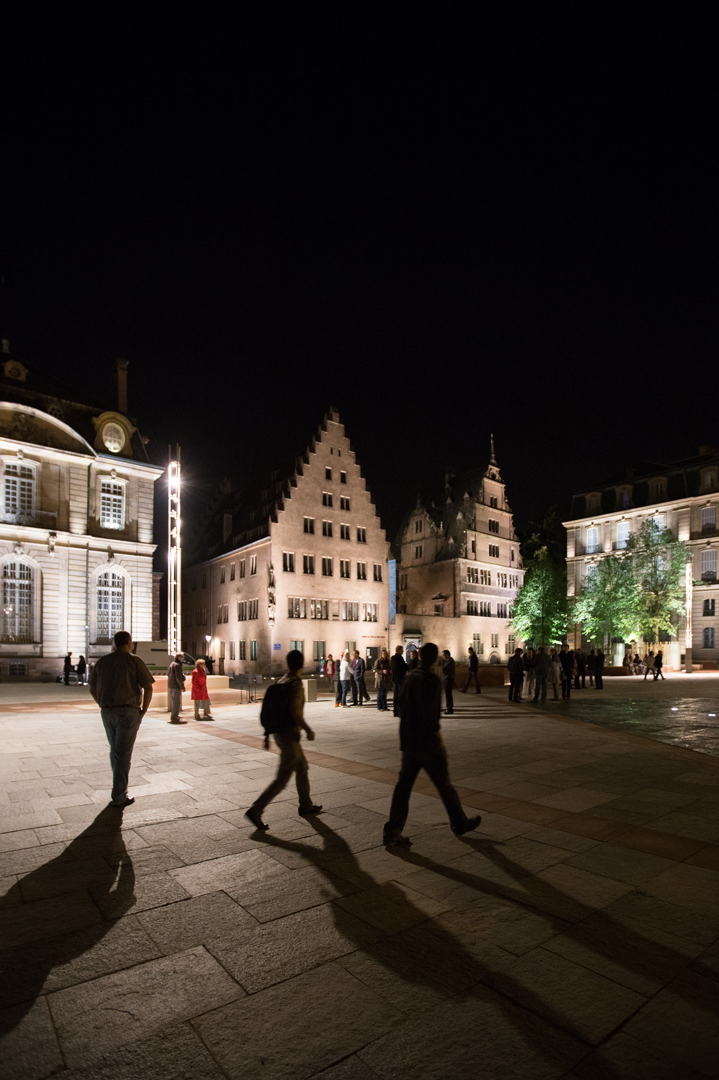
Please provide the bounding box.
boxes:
[462,670,481,693]
[101,706,142,804]
[384,748,466,841]
[168,686,182,721]
[444,678,454,713]
[251,731,312,814]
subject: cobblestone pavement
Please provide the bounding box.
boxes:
[485,673,719,759]
[2,690,719,1079]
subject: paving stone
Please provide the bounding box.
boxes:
[311,1056,381,1080]
[18,855,118,902]
[357,984,588,1080]
[48,945,242,1066]
[528,863,634,918]
[193,962,402,1080]
[622,969,719,1075]
[563,842,678,887]
[137,890,258,952]
[89,869,191,918]
[169,848,290,896]
[515,826,600,854]
[237,864,357,922]
[690,939,719,982]
[57,1021,227,1080]
[334,881,451,934]
[571,1031,708,1079]
[0,996,63,1080]
[642,862,719,915]
[0,830,39,853]
[438,894,572,957]
[602,889,719,947]
[0,890,103,949]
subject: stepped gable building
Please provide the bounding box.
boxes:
[393,442,524,665]
[181,409,390,675]
[0,342,163,680]
[563,445,719,670]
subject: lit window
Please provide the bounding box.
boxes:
[701,550,717,581]
[702,507,716,533]
[282,552,295,572]
[2,559,34,644]
[287,597,307,619]
[586,527,600,553]
[703,627,715,649]
[100,480,125,529]
[240,640,246,660]
[322,492,333,507]
[373,564,383,582]
[652,514,666,532]
[250,640,258,660]
[96,570,124,644]
[342,601,359,621]
[250,555,257,575]
[616,521,630,549]
[3,462,35,518]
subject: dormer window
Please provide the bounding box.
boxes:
[100,478,126,529]
[414,519,423,534]
[702,469,717,492]
[586,493,600,513]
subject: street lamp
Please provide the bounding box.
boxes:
[167,451,181,656]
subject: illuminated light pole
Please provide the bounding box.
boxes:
[685,560,693,672]
[168,449,182,656]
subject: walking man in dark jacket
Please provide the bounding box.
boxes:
[390,645,407,716]
[576,650,587,689]
[441,650,456,714]
[507,648,524,701]
[559,645,574,699]
[63,652,73,685]
[461,646,481,693]
[383,643,481,847]
[166,653,187,724]
[595,648,605,689]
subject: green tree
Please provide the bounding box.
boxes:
[572,552,640,646]
[511,546,568,646]
[624,519,689,646]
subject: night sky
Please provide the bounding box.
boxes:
[2,6,716,548]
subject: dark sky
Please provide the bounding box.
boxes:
[2,5,716,547]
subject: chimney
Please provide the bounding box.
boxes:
[115,358,129,414]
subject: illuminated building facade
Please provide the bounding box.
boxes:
[181,409,390,675]
[563,447,719,670]
[0,344,162,679]
[393,447,524,665]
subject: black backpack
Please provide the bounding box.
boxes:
[260,680,296,746]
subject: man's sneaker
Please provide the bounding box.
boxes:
[112,797,135,808]
[244,808,269,830]
[453,816,482,837]
[298,804,323,816]
[384,834,412,848]
[169,719,187,724]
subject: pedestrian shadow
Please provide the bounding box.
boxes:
[251,817,630,1076]
[0,805,136,1036]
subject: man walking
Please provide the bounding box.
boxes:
[532,646,551,705]
[441,649,455,714]
[390,644,407,716]
[166,653,187,724]
[595,647,605,689]
[507,647,524,702]
[559,644,574,699]
[63,652,73,686]
[461,645,481,693]
[383,643,481,847]
[654,649,665,680]
[89,631,154,808]
[245,649,321,829]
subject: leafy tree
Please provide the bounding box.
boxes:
[511,546,568,646]
[624,519,689,646]
[572,552,639,646]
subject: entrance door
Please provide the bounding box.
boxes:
[366,646,380,667]
[403,635,422,664]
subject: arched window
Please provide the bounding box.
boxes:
[2,559,34,643]
[97,570,125,643]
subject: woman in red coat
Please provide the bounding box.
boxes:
[191,659,214,720]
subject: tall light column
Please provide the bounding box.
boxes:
[168,451,182,656]
[685,560,693,672]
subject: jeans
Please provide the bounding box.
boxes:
[334,681,343,704]
[444,678,454,713]
[376,687,388,710]
[384,748,467,841]
[595,671,604,689]
[533,674,547,705]
[562,675,571,698]
[341,679,352,706]
[168,687,182,721]
[251,731,312,814]
[462,670,481,693]
[194,698,211,718]
[101,706,142,804]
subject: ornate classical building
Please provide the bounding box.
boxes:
[181,410,390,675]
[563,446,719,670]
[392,445,524,664]
[0,343,162,679]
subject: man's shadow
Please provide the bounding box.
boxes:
[251,816,666,1077]
[0,805,136,1035]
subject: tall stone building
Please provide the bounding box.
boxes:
[564,446,719,670]
[393,445,524,664]
[181,410,390,675]
[0,343,162,679]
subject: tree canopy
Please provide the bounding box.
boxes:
[511,546,568,647]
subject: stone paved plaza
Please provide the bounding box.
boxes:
[2,688,719,1079]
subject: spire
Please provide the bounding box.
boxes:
[490,433,497,465]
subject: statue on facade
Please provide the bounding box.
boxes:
[267,563,276,624]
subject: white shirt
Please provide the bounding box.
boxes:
[340,659,352,681]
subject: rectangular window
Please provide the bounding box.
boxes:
[322,492,333,507]
[471,538,476,555]
[322,557,333,576]
[239,640,246,660]
[414,519,423,534]
[230,563,236,581]
[497,603,507,618]
[325,467,332,480]
[489,545,499,558]
[250,555,257,575]
[467,567,479,584]
[220,566,226,584]
[373,564,383,582]
[489,496,498,508]
[249,599,259,619]
[509,574,519,589]
[290,639,305,654]
[344,639,356,654]
[363,603,377,622]
[489,519,499,534]
[230,641,236,660]
[704,599,716,617]
[702,507,717,532]
[96,569,123,644]
[652,514,666,532]
[201,606,207,625]
[357,562,367,580]
[250,640,258,661]
[473,633,483,655]
[342,601,359,621]
[340,523,351,540]
[8,662,27,676]
[310,598,329,619]
[480,601,491,617]
[217,605,223,624]
[303,554,315,574]
[357,527,367,543]
[287,597,307,619]
[702,549,717,581]
[467,600,478,615]
[304,517,315,534]
[313,641,326,661]
[100,480,124,529]
[497,572,507,588]
[239,561,245,578]
[322,520,333,537]
[704,627,715,649]
[479,569,491,585]
[340,496,351,511]
[616,521,630,549]
[586,527,600,553]
[340,559,351,578]
[340,471,347,484]
[415,545,423,559]
[282,552,295,573]
[238,601,247,621]
[399,573,408,590]
[491,634,499,648]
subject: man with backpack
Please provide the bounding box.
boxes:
[245,649,322,830]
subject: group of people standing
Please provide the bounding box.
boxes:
[165,654,214,723]
[507,645,606,705]
[63,652,88,685]
[325,647,403,711]
[623,651,665,680]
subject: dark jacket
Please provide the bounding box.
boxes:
[166,661,185,690]
[587,652,596,671]
[559,650,574,676]
[576,653,586,672]
[408,655,419,670]
[442,657,455,682]
[468,651,479,672]
[533,651,551,677]
[391,653,407,683]
[353,656,366,679]
[397,666,443,754]
[507,654,524,679]
[595,650,605,672]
